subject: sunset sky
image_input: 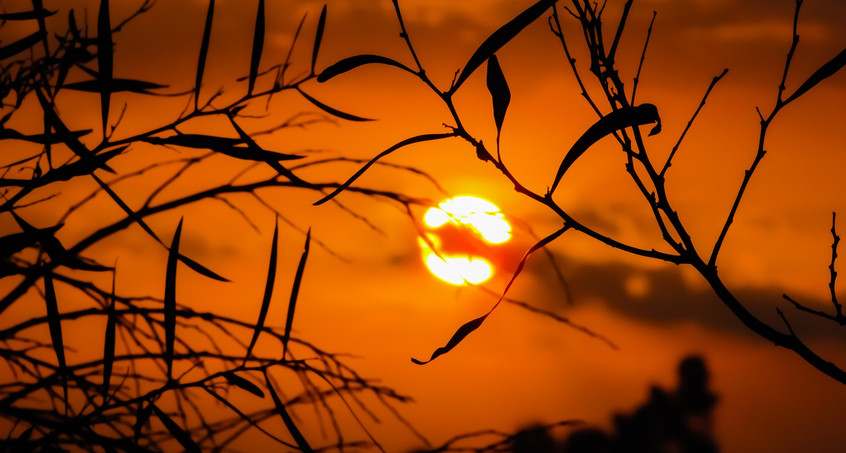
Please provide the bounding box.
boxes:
[2,0,846,451]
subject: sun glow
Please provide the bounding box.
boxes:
[420,196,512,285]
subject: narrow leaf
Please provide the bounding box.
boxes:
[91,173,228,282]
[486,55,510,140]
[0,31,44,60]
[317,54,414,82]
[296,87,373,121]
[195,0,215,109]
[264,373,314,452]
[311,5,327,75]
[35,87,113,172]
[549,104,661,194]
[43,274,68,406]
[97,0,113,137]
[785,48,846,104]
[144,134,303,161]
[164,218,183,381]
[453,0,555,91]
[244,219,278,363]
[151,404,201,453]
[411,315,487,365]
[282,228,310,358]
[32,0,50,55]
[226,115,312,186]
[63,78,168,94]
[0,9,56,21]
[223,371,265,397]
[248,0,265,95]
[413,226,569,365]
[313,132,455,205]
[177,253,229,282]
[102,269,117,401]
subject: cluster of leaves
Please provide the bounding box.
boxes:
[315,0,846,386]
[0,0,432,451]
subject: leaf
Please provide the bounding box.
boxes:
[102,269,117,402]
[177,253,229,282]
[264,373,314,452]
[411,315,487,365]
[34,87,113,172]
[226,115,312,185]
[549,104,661,195]
[164,218,183,381]
[244,219,278,363]
[248,0,265,95]
[32,0,50,55]
[785,48,846,104]
[486,54,510,141]
[62,78,168,94]
[97,0,113,137]
[0,128,92,145]
[296,87,373,122]
[151,404,201,453]
[317,54,414,82]
[196,0,215,109]
[223,371,265,397]
[43,274,68,406]
[311,5,327,75]
[313,132,455,205]
[144,134,303,161]
[452,0,555,91]
[0,31,44,60]
[0,8,56,21]
[282,228,310,358]
[412,226,569,365]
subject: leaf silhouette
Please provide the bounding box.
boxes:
[177,253,229,282]
[102,269,117,402]
[0,8,55,21]
[244,219,278,363]
[549,104,661,194]
[452,0,555,91]
[785,48,846,104]
[0,31,44,60]
[32,0,51,55]
[411,315,487,365]
[144,134,303,161]
[311,5,327,75]
[296,87,373,121]
[0,127,91,145]
[223,371,265,397]
[413,226,569,365]
[265,372,314,452]
[282,228,310,358]
[97,0,112,137]
[34,87,113,172]
[486,54,510,143]
[63,78,168,94]
[151,404,201,453]
[313,132,456,205]
[248,0,265,95]
[164,218,183,381]
[195,0,214,109]
[43,273,68,407]
[317,54,414,82]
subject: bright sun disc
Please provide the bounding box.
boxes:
[420,196,511,285]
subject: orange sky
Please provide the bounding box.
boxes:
[2,0,846,452]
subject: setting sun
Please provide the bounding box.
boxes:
[419,196,512,285]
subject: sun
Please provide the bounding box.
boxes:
[419,196,512,285]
